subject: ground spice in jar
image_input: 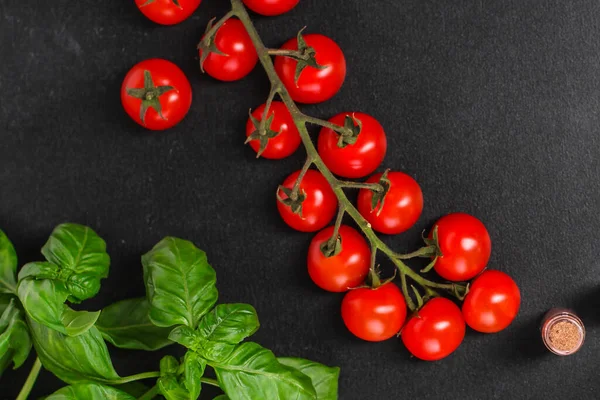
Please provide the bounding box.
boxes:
[548,321,581,352]
[541,308,585,356]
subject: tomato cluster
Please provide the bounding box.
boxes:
[123,0,521,363]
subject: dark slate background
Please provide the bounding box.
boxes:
[2,0,600,398]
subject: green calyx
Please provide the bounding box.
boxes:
[140,0,181,8]
[126,70,175,126]
[336,115,363,148]
[276,186,306,217]
[245,111,280,158]
[417,226,443,272]
[292,28,326,85]
[369,169,391,214]
[198,18,228,73]
[320,235,342,258]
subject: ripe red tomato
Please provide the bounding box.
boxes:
[242,0,299,16]
[341,283,407,342]
[357,172,423,235]
[401,297,465,361]
[462,270,520,333]
[308,225,370,292]
[200,19,257,81]
[245,101,301,159]
[135,0,201,25]
[431,213,492,282]
[121,59,192,131]
[276,170,337,232]
[274,34,346,104]
[318,112,387,179]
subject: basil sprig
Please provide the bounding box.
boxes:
[1,225,340,399]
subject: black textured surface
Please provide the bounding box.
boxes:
[2,0,600,399]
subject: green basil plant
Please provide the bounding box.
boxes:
[0,224,339,399]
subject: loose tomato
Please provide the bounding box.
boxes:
[308,225,370,292]
[401,297,465,361]
[431,213,491,282]
[246,101,301,159]
[135,0,201,25]
[276,170,337,232]
[200,19,257,81]
[341,283,407,342]
[242,0,299,16]
[274,34,346,104]
[357,172,423,235]
[462,270,520,333]
[121,59,192,131]
[318,112,387,178]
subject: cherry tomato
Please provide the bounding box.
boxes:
[341,283,407,342]
[200,19,257,81]
[245,101,301,159]
[357,172,423,235]
[431,213,492,281]
[276,170,337,232]
[308,225,370,292]
[274,34,346,104]
[135,0,201,25]
[462,270,520,333]
[121,59,192,131]
[401,297,465,361]
[242,0,299,16]
[318,112,387,178]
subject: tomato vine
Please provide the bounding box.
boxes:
[209,0,467,311]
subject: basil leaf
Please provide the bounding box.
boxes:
[142,237,218,329]
[183,351,206,399]
[41,223,110,301]
[18,278,69,332]
[45,383,135,400]
[278,358,340,400]
[0,295,12,375]
[212,342,317,400]
[114,382,150,397]
[61,307,100,336]
[29,317,120,383]
[0,294,11,314]
[0,229,17,294]
[97,298,173,351]
[0,297,32,376]
[18,278,97,336]
[158,355,191,400]
[197,303,259,344]
[213,396,230,400]
[169,326,235,362]
[42,223,110,277]
[160,355,180,376]
[65,273,102,304]
[158,376,190,400]
[197,340,236,363]
[18,261,58,280]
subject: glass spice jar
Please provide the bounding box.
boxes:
[540,308,585,356]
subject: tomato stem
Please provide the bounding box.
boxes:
[325,205,345,254]
[394,245,438,260]
[200,11,235,48]
[337,181,383,192]
[267,48,303,58]
[398,268,416,311]
[369,245,377,273]
[290,156,313,200]
[230,0,465,304]
[301,114,354,137]
[258,85,281,135]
